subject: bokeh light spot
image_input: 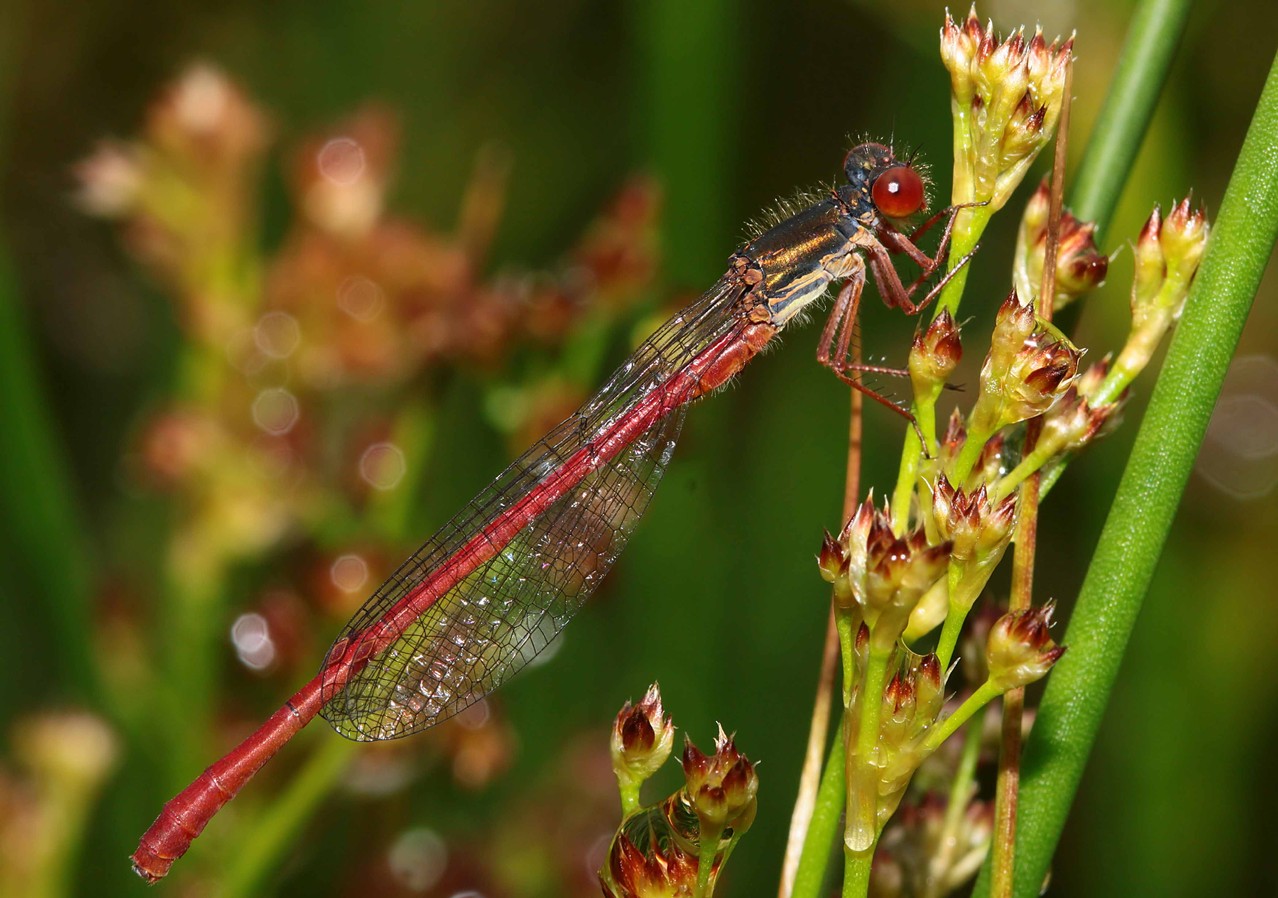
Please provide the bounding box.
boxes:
[337,274,386,321]
[387,827,447,892]
[231,613,275,671]
[1197,355,1278,499]
[252,387,300,435]
[317,137,366,186]
[254,310,301,358]
[360,441,407,490]
[330,553,370,593]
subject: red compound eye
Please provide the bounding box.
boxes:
[871,166,925,218]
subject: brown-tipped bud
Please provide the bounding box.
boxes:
[941,11,1071,210]
[989,291,1038,376]
[611,684,675,792]
[1007,334,1081,417]
[1132,197,1209,322]
[1088,198,1210,408]
[1133,204,1166,306]
[838,499,950,647]
[818,529,847,582]
[973,299,1082,433]
[931,477,1017,563]
[1161,196,1210,303]
[602,832,700,898]
[1038,386,1122,458]
[929,478,1016,615]
[914,654,945,723]
[681,727,759,834]
[1014,181,1110,311]
[939,408,968,468]
[909,311,963,402]
[986,603,1067,691]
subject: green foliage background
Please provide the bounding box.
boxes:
[1,1,1275,895]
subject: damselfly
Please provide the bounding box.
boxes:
[133,141,972,881]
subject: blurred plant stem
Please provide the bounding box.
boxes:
[635,0,737,283]
[0,6,97,704]
[220,732,360,898]
[0,250,98,704]
[1068,0,1195,237]
[972,44,1278,898]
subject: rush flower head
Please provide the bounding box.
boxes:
[968,291,1081,438]
[602,831,701,898]
[836,498,951,649]
[1036,384,1122,459]
[941,7,1072,212]
[909,310,963,403]
[986,602,1067,691]
[1014,181,1110,311]
[681,727,759,835]
[1087,197,1211,408]
[930,476,1017,563]
[611,683,675,799]
[1132,197,1210,326]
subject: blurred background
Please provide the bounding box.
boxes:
[1,0,1275,895]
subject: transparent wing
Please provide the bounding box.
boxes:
[320,274,751,740]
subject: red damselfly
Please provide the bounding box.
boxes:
[132,141,972,881]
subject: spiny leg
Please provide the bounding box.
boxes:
[817,275,925,444]
[865,239,978,316]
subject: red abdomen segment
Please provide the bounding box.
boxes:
[130,681,324,882]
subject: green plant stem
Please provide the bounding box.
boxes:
[890,428,924,531]
[845,647,890,854]
[922,681,1001,755]
[1068,0,1195,235]
[695,823,722,898]
[931,721,983,898]
[843,851,873,898]
[934,589,966,670]
[972,47,1278,898]
[792,728,847,898]
[934,206,991,320]
[220,734,359,898]
[636,0,737,285]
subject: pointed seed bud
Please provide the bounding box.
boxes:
[611,683,675,792]
[986,602,1067,691]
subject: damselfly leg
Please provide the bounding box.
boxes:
[816,202,976,440]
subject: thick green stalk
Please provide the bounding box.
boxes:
[1068,0,1195,236]
[972,47,1278,898]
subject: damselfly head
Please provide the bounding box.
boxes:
[842,141,929,221]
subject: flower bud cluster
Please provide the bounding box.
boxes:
[986,603,1066,691]
[611,683,675,811]
[1014,180,1110,311]
[603,831,702,898]
[829,499,952,651]
[969,292,1081,440]
[681,727,760,837]
[845,651,949,851]
[1089,197,1210,407]
[909,311,964,406]
[601,690,757,897]
[941,8,1072,212]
